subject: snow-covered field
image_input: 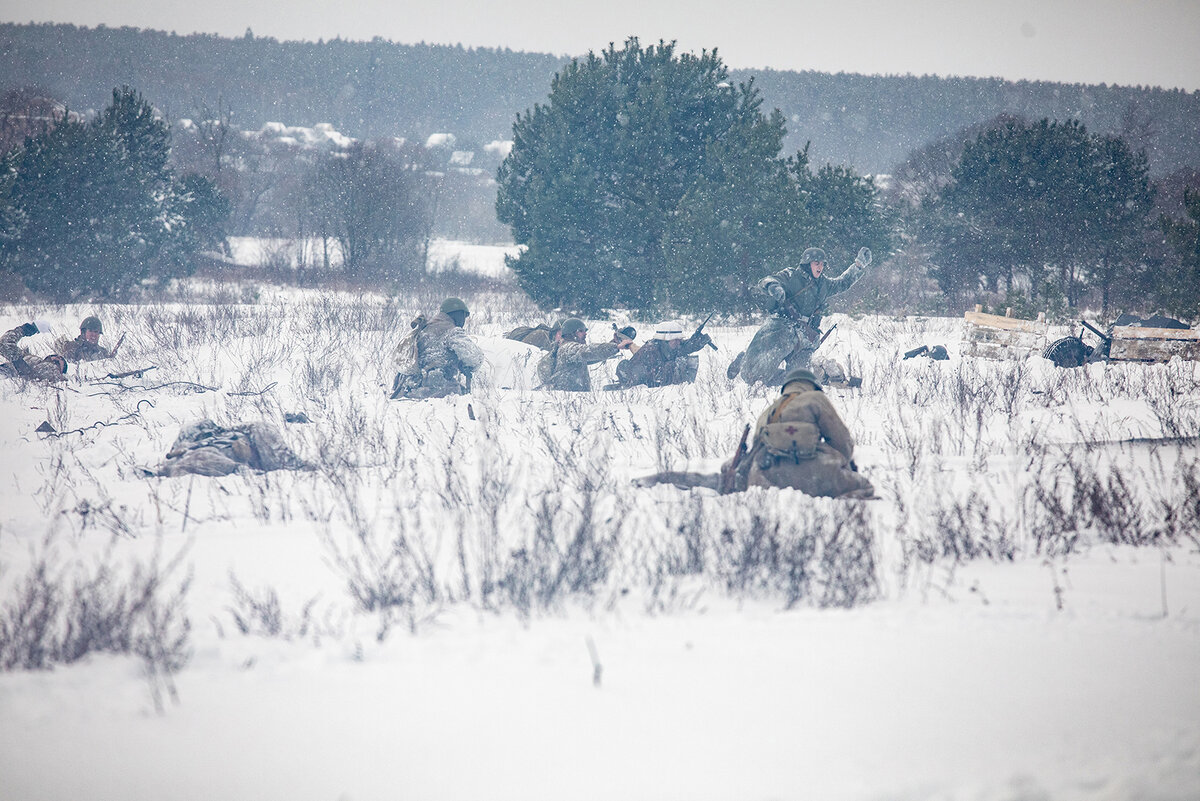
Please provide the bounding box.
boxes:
[1,252,1199,800]
[225,236,521,276]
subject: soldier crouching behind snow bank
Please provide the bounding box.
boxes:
[390,297,484,400]
[636,367,874,499]
[147,420,309,477]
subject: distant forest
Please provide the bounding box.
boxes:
[2,21,1198,178]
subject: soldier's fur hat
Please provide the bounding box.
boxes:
[780,367,821,393]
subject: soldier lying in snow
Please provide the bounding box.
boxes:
[1,353,68,383]
[536,318,633,391]
[504,321,561,351]
[147,419,308,477]
[636,367,874,499]
[57,316,120,362]
[1,321,69,382]
[390,297,485,399]
[612,319,712,388]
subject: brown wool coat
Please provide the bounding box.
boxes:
[744,382,873,498]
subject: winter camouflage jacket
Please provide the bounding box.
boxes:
[742,383,873,498]
[757,258,868,322]
[0,325,33,364]
[537,340,620,391]
[1,356,66,383]
[154,420,307,477]
[58,335,113,362]
[390,312,484,398]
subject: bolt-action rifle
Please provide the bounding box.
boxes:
[106,365,157,379]
[718,423,752,494]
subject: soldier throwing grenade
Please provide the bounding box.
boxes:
[729,245,872,386]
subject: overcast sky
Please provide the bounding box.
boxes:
[4,0,1199,91]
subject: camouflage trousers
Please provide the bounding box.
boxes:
[391,369,467,400]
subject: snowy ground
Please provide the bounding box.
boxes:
[1,254,1199,800]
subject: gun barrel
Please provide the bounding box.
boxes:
[1080,320,1110,340]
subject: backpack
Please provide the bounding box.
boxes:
[390,315,427,375]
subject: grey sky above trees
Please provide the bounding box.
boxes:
[3,0,1199,92]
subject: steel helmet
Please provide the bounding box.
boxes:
[799,247,827,265]
[560,318,588,338]
[780,367,821,392]
[80,316,103,333]
[440,297,469,316]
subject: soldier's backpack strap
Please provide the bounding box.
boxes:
[755,393,818,464]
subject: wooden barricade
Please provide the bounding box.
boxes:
[962,306,1048,360]
[1108,325,1200,363]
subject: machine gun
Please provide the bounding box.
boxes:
[1079,319,1114,360]
[684,312,719,352]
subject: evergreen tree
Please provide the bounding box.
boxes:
[923,118,1154,311]
[0,87,228,298]
[1158,190,1200,320]
[496,38,890,314]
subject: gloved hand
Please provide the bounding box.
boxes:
[767,283,786,303]
[855,247,872,268]
[20,322,39,337]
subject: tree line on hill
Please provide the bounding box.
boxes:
[2,21,1198,178]
[0,32,1197,320]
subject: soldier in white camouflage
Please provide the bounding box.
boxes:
[148,419,308,477]
[390,297,485,399]
[537,318,633,391]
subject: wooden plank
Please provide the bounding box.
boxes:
[1110,325,1200,341]
[1109,338,1200,362]
[963,310,1048,334]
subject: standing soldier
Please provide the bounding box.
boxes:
[726,367,874,498]
[58,316,118,362]
[537,318,633,391]
[390,297,484,399]
[613,319,713,388]
[730,246,872,386]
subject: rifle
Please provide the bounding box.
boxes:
[817,324,837,347]
[903,345,929,360]
[106,366,157,379]
[718,423,752,494]
[108,332,127,359]
[686,312,719,351]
